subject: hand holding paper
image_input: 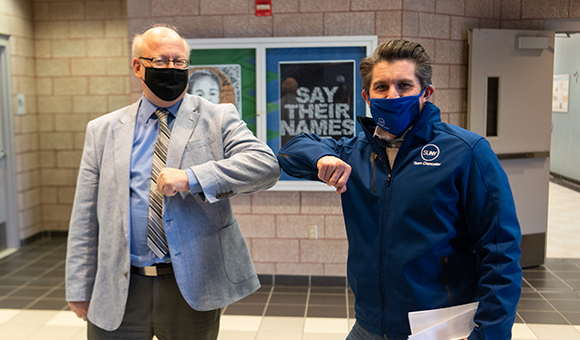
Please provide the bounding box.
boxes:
[407,302,478,340]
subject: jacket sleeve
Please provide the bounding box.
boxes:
[462,138,522,340]
[277,133,350,181]
[65,121,100,302]
[191,104,281,203]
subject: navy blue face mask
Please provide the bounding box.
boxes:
[368,85,429,137]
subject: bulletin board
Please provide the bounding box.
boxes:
[552,74,569,113]
[186,36,377,191]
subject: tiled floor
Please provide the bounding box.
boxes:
[0,182,579,340]
[547,182,580,258]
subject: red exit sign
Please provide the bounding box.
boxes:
[256,0,272,16]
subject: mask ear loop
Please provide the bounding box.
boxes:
[420,84,431,99]
[138,59,147,83]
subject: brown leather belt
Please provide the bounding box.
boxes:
[131,263,173,276]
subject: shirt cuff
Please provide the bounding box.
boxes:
[185,168,202,194]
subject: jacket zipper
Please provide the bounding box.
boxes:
[440,256,455,305]
[380,168,392,337]
[365,106,429,337]
[371,152,378,193]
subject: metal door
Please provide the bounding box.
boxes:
[0,44,8,252]
[0,36,19,254]
[468,29,555,267]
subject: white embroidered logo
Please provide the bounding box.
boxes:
[421,144,440,161]
[414,144,441,167]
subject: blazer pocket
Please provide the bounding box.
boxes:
[219,221,256,284]
[181,139,215,168]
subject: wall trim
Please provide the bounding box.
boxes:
[20,231,68,247]
[550,172,580,193]
[26,230,546,278]
[257,274,348,287]
[520,232,546,268]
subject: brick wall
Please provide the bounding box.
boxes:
[231,191,348,275]
[33,0,131,235]
[124,0,580,276]
[3,0,579,275]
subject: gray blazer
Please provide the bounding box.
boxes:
[65,94,280,331]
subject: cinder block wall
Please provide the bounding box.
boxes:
[124,0,580,277]
[33,0,131,234]
[125,0,484,277]
[4,0,579,276]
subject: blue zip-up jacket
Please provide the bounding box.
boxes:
[277,102,522,339]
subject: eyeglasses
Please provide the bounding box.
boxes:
[139,57,190,69]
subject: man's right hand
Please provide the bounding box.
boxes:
[316,156,352,194]
[68,301,90,321]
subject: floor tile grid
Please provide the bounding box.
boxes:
[518,262,580,328]
[3,310,580,340]
[222,286,354,320]
[219,287,355,340]
[1,182,580,339]
[222,285,276,318]
[0,240,68,311]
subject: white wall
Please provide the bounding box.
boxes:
[552,34,580,182]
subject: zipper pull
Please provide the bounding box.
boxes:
[387,173,391,186]
[440,256,455,305]
[371,153,377,193]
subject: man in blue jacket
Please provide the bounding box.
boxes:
[277,40,522,340]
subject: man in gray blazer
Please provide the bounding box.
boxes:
[65,25,280,340]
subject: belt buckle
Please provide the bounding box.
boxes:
[143,266,158,276]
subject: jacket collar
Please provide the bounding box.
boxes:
[358,102,442,165]
[359,101,441,141]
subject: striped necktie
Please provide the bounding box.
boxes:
[148,108,171,259]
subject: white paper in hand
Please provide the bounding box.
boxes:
[407,302,478,340]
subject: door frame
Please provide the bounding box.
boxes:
[0,34,20,252]
[467,28,554,267]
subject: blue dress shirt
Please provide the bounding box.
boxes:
[129,96,201,267]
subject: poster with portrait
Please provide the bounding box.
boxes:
[278,61,355,147]
[188,64,242,115]
[186,37,377,189]
[265,46,368,184]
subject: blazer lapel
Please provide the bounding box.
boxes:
[113,101,139,238]
[166,95,200,168]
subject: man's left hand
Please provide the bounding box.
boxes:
[157,168,190,196]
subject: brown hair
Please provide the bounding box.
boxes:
[359,40,432,92]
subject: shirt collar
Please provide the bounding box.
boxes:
[139,95,183,124]
[373,125,411,143]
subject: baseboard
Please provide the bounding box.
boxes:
[520,232,546,268]
[23,230,543,281]
[257,274,348,287]
[20,230,68,247]
[550,172,580,193]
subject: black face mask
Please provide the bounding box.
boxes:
[143,67,188,102]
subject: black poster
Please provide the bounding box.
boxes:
[279,62,355,146]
